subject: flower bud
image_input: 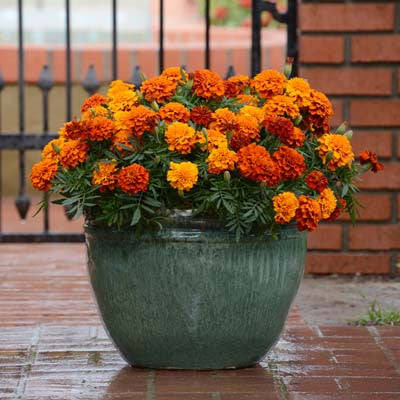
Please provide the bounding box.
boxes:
[136,90,144,101]
[284,57,294,79]
[185,79,193,90]
[224,171,231,182]
[336,121,348,135]
[51,142,61,154]
[154,155,161,164]
[260,180,267,188]
[150,101,159,111]
[344,130,353,139]
[178,189,184,198]
[294,115,303,126]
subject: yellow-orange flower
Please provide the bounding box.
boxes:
[206,148,237,174]
[262,95,300,120]
[107,80,135,99]
[59,140,89,168]
[200,129,228,151]
[92,162,117,192]
[30,159,58,192]
[239,105,264,124]
[272,192,299,224]
[273,146,306,180]
[167,161,198,191]
[108,89,139,113]
[159,102,190,124]
[117,163,149,194]
[295,195,321,231]
[63,120,90,140]
[87,116,115,141]
[304,89,333,135]
[81,94,107,113]
[237,143,281,185]
[209,108,238,133]
[140,75,177,103]
[192,69,225,99]
[161,66,188,83]
[164,122,200,154]
[317,188,337,219]
[251,69,286,99]
[285,77,311,109]
[42,138,64,162]
[114,105,158,138]
[316,134,354,171]
[224,75,251,98]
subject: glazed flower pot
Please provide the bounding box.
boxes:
[85,218,307,370]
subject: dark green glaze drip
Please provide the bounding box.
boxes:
[85,221,307,370]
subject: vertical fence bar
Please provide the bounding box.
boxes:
[112,0,117,80]
[159,0,164,73]
[286,0,298,77]
[251,0,262,76]
[15,0,30,221]
[205,0,210,69]
[65,0,72,120]
[38,65,53,233]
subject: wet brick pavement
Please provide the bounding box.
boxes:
[0,244,399,399]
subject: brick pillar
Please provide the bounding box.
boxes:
[299,1,400,274]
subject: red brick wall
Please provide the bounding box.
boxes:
[300,1,400,274]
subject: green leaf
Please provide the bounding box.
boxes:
[130,208,141,226]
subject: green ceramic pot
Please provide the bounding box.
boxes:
[85,216,307,370]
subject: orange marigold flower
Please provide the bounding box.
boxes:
[358,151,384,173]
[285,77,311,109]
[108,89,139,113]
[224,75,251,98]
[165,122,200,154]
[317,188,337,220]
[273,146,306,180]
[304,89,333,135]
[236,114,260,141]
[206,147,237,174]
[159,102,190,124]
[140,75,177,103]
[237,94,259,105]
[107,80,135,99]
[272,192,299,224]
[63,120,90,140]
[82,105,109,121]
[305,170,328,193]
[92,162,118,192]
[117,163,149,194]
[81,94,107,113]
[87,116,115,141]
[267,116,305,148]
[167,161,198,191]
[295,195,321,231]
[42,138,64,162]
[161,66,188,84]
[230,130,252,151]
[317,134,354,171]
[237,143,281,185]
[262,95,300,120]
[200,129,228,152]
[190,105,212,126]
[238,105,264,123]
[327,197,346,222]
[59,140,89,169]
[192,69,225,99]
[251,69,286,99]
[114,105,158,138]
[210,108,239,133]
[30,159,58,192]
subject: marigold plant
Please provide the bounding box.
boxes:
[31,63,383,239]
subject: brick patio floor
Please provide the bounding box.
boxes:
[0,244,400,399]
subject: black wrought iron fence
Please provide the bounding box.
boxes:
[0,0,298,242]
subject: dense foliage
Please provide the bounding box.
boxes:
[30,64,383,239]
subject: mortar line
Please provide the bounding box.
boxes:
[367,326,400,375]
[147,370,156,400]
